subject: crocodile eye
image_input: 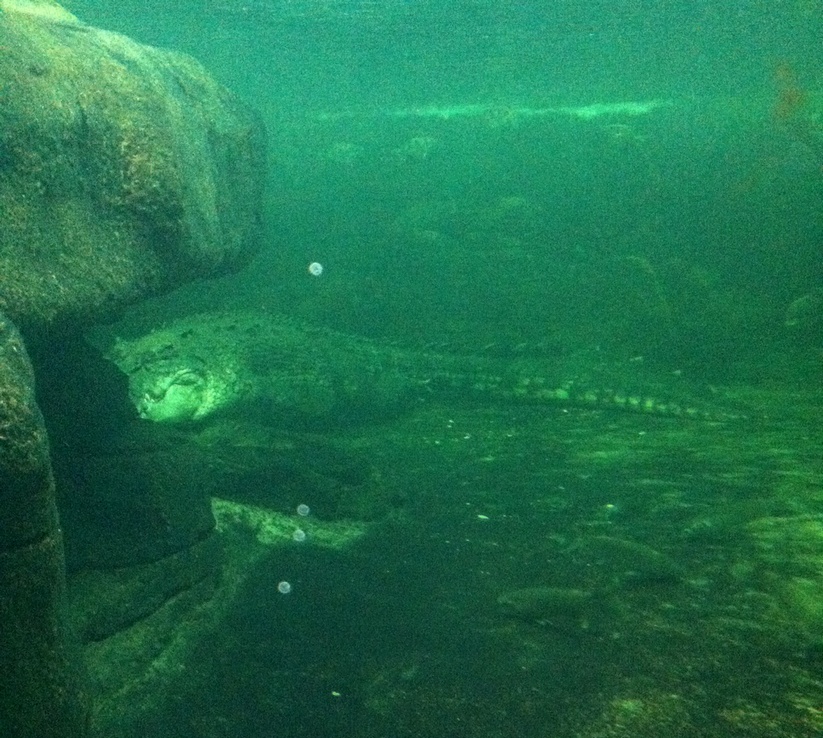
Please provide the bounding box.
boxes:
[174,373,201,386]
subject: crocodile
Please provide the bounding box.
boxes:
[100,310,740,426]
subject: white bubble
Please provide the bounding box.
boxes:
[292,528,306,542]
[307,262,323,276]
[277,580,292,594]
[296,503,310,517]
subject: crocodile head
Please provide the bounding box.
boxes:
[107,331,243,423]
[132,364,214,423]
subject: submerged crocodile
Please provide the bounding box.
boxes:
[101,310,739,426]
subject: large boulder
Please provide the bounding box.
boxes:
[0,312,90,736]
[0,0,265,335]
[0,1,266,735]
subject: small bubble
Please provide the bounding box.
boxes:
[292,528,307,542]
[307,262,323,276]
[277,580,292,594]
[296,503,310,517]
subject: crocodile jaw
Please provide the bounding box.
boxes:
[132,368,208,423]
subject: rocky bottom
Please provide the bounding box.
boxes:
[81,387,823,738]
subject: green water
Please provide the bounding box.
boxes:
[53,2,823,736]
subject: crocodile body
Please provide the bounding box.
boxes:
[104,311,735,425]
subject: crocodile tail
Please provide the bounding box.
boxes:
[511,378,744,420]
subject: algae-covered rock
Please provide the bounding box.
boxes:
[0,311,89,737]
[747,514,823,645]
[0,0,265,335]
[568,534,684,586]
[0,2,267,734]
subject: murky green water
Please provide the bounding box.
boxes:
[46,2,823,736]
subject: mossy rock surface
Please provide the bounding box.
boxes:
[0,0,265,335]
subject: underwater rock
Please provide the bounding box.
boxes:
[0,0,265,335]
[497,535,681,629]
[0,2,266,734]
[747,514,823,647]
[569,534,684,586]
[103,310,739,427]
[0,311,89,737]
